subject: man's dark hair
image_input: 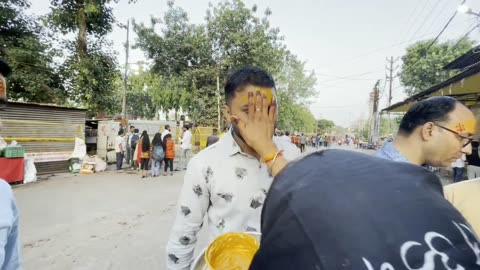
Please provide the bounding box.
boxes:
[165,125,170,130]
[213,128,218,134]
[130,126,135,129]
[398,96,458,135]
[184,125,190,130]
[285,131,290,136]
[118,130,124,136]
[224,66,275,104]
[134,128,139,133]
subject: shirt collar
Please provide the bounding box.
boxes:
[377,142,410,163]
[219,129,242,156]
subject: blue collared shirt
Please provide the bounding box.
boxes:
[0,180,21,270]
[374,142,410,163]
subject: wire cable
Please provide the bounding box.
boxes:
[402,1,465,74]
[409,0,444,41]
[452,23,479,51]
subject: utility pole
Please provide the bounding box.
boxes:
[369,81,380,143]
[385,56,399,135]
[385,56,399,106]
[122,19,130,120]
[216,64,221,129]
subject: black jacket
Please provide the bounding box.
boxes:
[250,150,480,270]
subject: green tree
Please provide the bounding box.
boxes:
[206,0,285,75]
[133,2,213,122]
[123,68,158,119]
[133,0,318,129]
[275,52,318,132]
[379,115,401,137]
[400,38,474,96]
[316,119,335,134]
[47,0,124,113]
[1,0,66,103]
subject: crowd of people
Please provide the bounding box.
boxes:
[114,124,193,178]
[1,63,480,270]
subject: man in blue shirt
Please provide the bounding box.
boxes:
[0,180,20,270]
[375,97,476,167]
[0,59,21,270]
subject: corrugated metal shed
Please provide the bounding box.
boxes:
[0,102,87,174]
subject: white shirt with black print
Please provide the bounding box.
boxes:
[166,130,301,270]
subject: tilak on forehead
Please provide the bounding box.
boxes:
[447,118,477,134]
[239,88,275,104]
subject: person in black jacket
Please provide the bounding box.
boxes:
[250,150,480,270]
[466,140,480,179]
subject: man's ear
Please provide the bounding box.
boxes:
[223,105,231,124]
[420,122,434,141]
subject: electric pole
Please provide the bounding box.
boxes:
[385,56,399,136]
[216,64,221,129]
[122,19,130,120]
[369,81,380,144]
[385,56,399,106]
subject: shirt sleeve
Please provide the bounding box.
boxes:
[0,181,21,270]
[166,157,209,270]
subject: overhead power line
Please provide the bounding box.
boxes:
[452,23,479,51]
[409,0,444,41]
[402,1,465,74]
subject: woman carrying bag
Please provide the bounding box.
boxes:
[137,130,151,178]
[163,133,175,176]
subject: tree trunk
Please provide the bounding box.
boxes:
[77,0,87,57]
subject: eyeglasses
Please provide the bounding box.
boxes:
[434,124,474,148]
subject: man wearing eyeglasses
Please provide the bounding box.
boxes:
[375,96,480,235]
[375,96,475,167]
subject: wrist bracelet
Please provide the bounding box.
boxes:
[262,151,278,163]
[264,150,283,163]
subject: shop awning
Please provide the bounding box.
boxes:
[383,63,480,113]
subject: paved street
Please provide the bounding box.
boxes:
[13,145,371,270]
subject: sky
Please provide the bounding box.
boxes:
[29,0,480,127]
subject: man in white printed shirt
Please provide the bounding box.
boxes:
[166,67,300,269]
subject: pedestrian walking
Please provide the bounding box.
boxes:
[179,125,192,170]
[281,131,292,144]
[163,134,175,176]
[130,128,140,169]
[300,134,306,152]
[466,140,480,179]
[206,128,219,147]
[125,126,134,167]
[137,130,151,178]
[166,66,300,270]
[451,154,466,182]
[151,132,164,177]
[115,130,125,170]
[161,125,171,140]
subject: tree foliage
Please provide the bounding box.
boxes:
[1,0,67,103]
[400,39,474,96]
[316,119,335,134]
[134,0,318,130]
[47,0,122,113]
[205,0,285,75]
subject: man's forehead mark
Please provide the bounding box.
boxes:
[239,88,274,104]
[447,118,477,134]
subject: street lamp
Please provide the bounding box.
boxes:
[458,4,480,17]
